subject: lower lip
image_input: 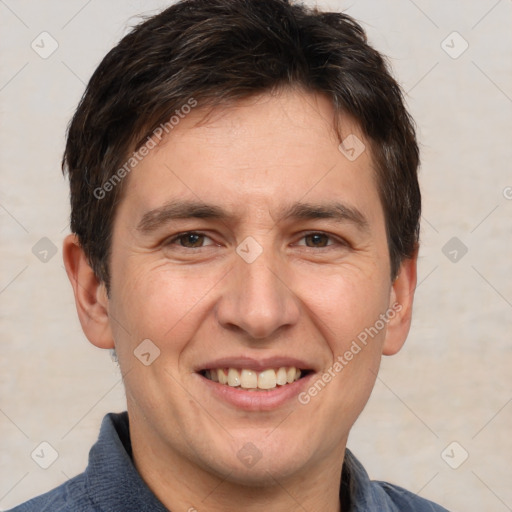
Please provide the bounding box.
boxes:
[198,373,315,411]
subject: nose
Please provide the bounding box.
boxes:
[215,250,301,340]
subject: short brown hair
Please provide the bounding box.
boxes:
[63,0,420,289]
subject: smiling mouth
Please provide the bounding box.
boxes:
[201,367,311,391]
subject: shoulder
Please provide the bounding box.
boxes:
[371,480,450,512]
[6,473,98,512]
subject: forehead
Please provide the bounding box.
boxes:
[119,90,383,225]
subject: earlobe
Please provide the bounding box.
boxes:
[382,248,418,356]
[62,234,115,349]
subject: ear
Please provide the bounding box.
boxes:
[382,248,418,356]
[62,234,114,349]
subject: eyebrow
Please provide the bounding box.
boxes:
[136,200,369,234]
[276,202,370,233]
[137,201,226,233]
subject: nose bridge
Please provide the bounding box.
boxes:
[216,244,300,339]
[243,254,282,307]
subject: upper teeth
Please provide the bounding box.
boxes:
[205,367,301,390]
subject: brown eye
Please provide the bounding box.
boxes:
[304,233,330,247]
[178,233,205,248]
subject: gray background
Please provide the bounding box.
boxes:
[1,1,511,510]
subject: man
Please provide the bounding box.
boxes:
[9,0,449,510]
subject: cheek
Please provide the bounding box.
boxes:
[109,261,221,350]
[291,263,391,348]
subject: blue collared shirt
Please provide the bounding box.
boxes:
[8,412,449,511]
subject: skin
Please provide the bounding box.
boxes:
[63,89,417,512]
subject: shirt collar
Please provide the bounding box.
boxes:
[342,449,399,511]
[85,412,168,512]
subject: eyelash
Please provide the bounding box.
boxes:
[165,231,348,249]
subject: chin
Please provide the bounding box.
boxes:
[215,457,305,487]
[196,435,316,487]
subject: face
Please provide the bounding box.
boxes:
[68,90,416,487]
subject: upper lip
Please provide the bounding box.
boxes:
[194,356,315,372]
